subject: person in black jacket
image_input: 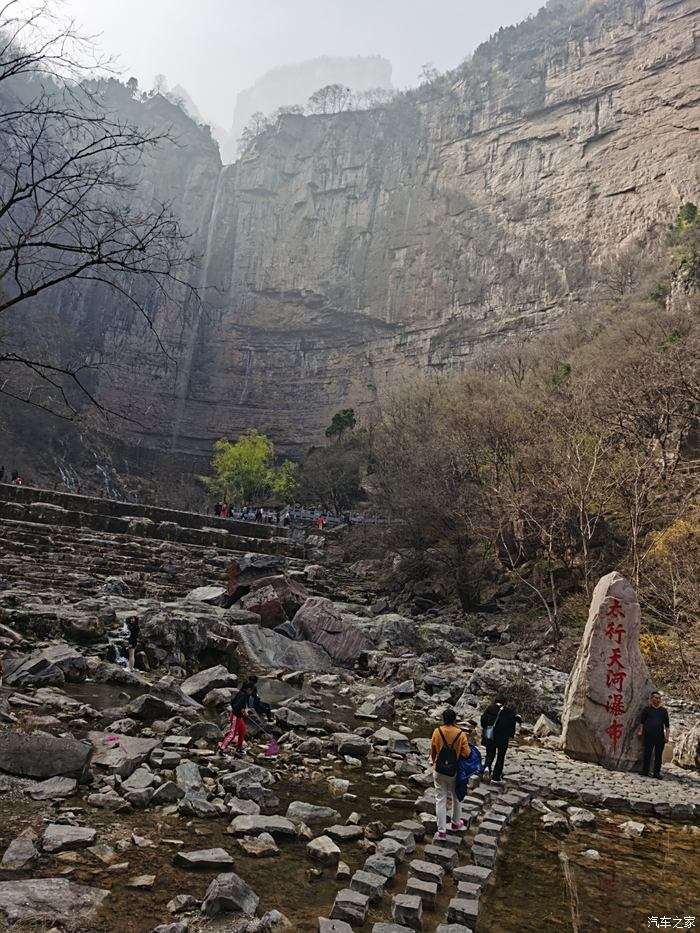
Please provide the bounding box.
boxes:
[637,691,670,778]
[480,695,518,784]
[218,680,272,756]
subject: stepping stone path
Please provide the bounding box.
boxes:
[327,779,535,931]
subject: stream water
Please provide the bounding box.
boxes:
[478,810,700,932]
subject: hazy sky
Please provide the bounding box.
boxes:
[62,0,544,128]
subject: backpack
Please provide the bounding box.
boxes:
[456,742,483,800]
[484,707,502,743]
[435,728,461,777]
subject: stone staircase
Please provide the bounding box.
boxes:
[322,780,534,932]
[0,484,309,605]
[0,482,301,557]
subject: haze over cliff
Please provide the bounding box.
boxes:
[4,0,699,489]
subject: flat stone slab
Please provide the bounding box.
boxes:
[392,819,426,840]
[1,836,38,871]
[457,882,482,898]
[325,825,365,842]
[350,870,386,902]
[308,835,341,865]
[228,815,296,838]
[385,829,416,853]
[376,837,406,861]
[430,833,462,851]
[173,848,234,869]
[42,824,96,853]
[27,776,77,800]
[436,926,474,933]
[448,898,479,925]
[407,859,444,886]
[0,878,109,923]
[472,833,498,849]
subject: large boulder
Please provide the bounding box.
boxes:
[0,879,109,924]
[3,643,87,686]
[295,598,374,666]
[201,872,260,917]
[249,575,309,619]
[240,585,288,627]
[181,665,238,700]
[226,554,287,603]
[672,720,700,770]
[230,624,332,673]
[0,732,91,779]
[61,615,107,644]
[88,732,160,779]
[561,572,654,771]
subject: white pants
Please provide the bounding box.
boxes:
[433,771,461,833]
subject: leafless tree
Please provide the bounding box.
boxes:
[0,1,196,418]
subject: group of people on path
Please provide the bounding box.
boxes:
[430,690,671,840]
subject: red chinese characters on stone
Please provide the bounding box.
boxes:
[605,621,626,644]
[606,599,626,620]
[606,694,626,716]
[603,599,628,754]
[605,719,623,752]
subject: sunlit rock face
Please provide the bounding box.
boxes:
[9,0,699,475]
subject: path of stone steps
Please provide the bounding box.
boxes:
[321,779,533,932]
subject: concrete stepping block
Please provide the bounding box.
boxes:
[477,821,503,835]
[457,881,481,898]
[408,859,445,886]
[430,833,461,851]
[501,792,529,807]
[350,870,386,903]
[472,844,497,868]
[448,898,479,926]
[330,889,369,926]
[319,920,353,933]
[364,854,397,879]
[392,820,426,841]
[376,837,406,861]
[472,833,497,849]
[405,877,437,909]
[452,865,492,890]
[418,812,438,833]
[372,925,414,933]
[490,805,513,819]
[423,844,458,870]
[392,893,423,931]
[385,829,416,853]
[436,925,473,933]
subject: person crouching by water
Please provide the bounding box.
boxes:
[126,616,140,672]
[218,680,273,757]
[430,708,470,840]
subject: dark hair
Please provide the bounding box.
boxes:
[442,708,457,725]
[242,681,255,691]
[249,675,258,684]
[651,690,661,697]
[494,695,507,706]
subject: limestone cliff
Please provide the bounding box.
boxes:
[6,0,700,482]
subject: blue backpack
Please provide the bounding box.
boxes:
[455,742,482,800]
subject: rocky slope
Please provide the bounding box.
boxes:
[4,0,699,483]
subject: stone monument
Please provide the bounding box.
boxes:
[561,571,655,771]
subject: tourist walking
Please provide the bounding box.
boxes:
[638,690,670,779]
[218,680,273,756]
[430,708,470,839]
[480,695,518,784]
[126,616,140,671]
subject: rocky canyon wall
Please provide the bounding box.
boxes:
[5,0,700,484]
